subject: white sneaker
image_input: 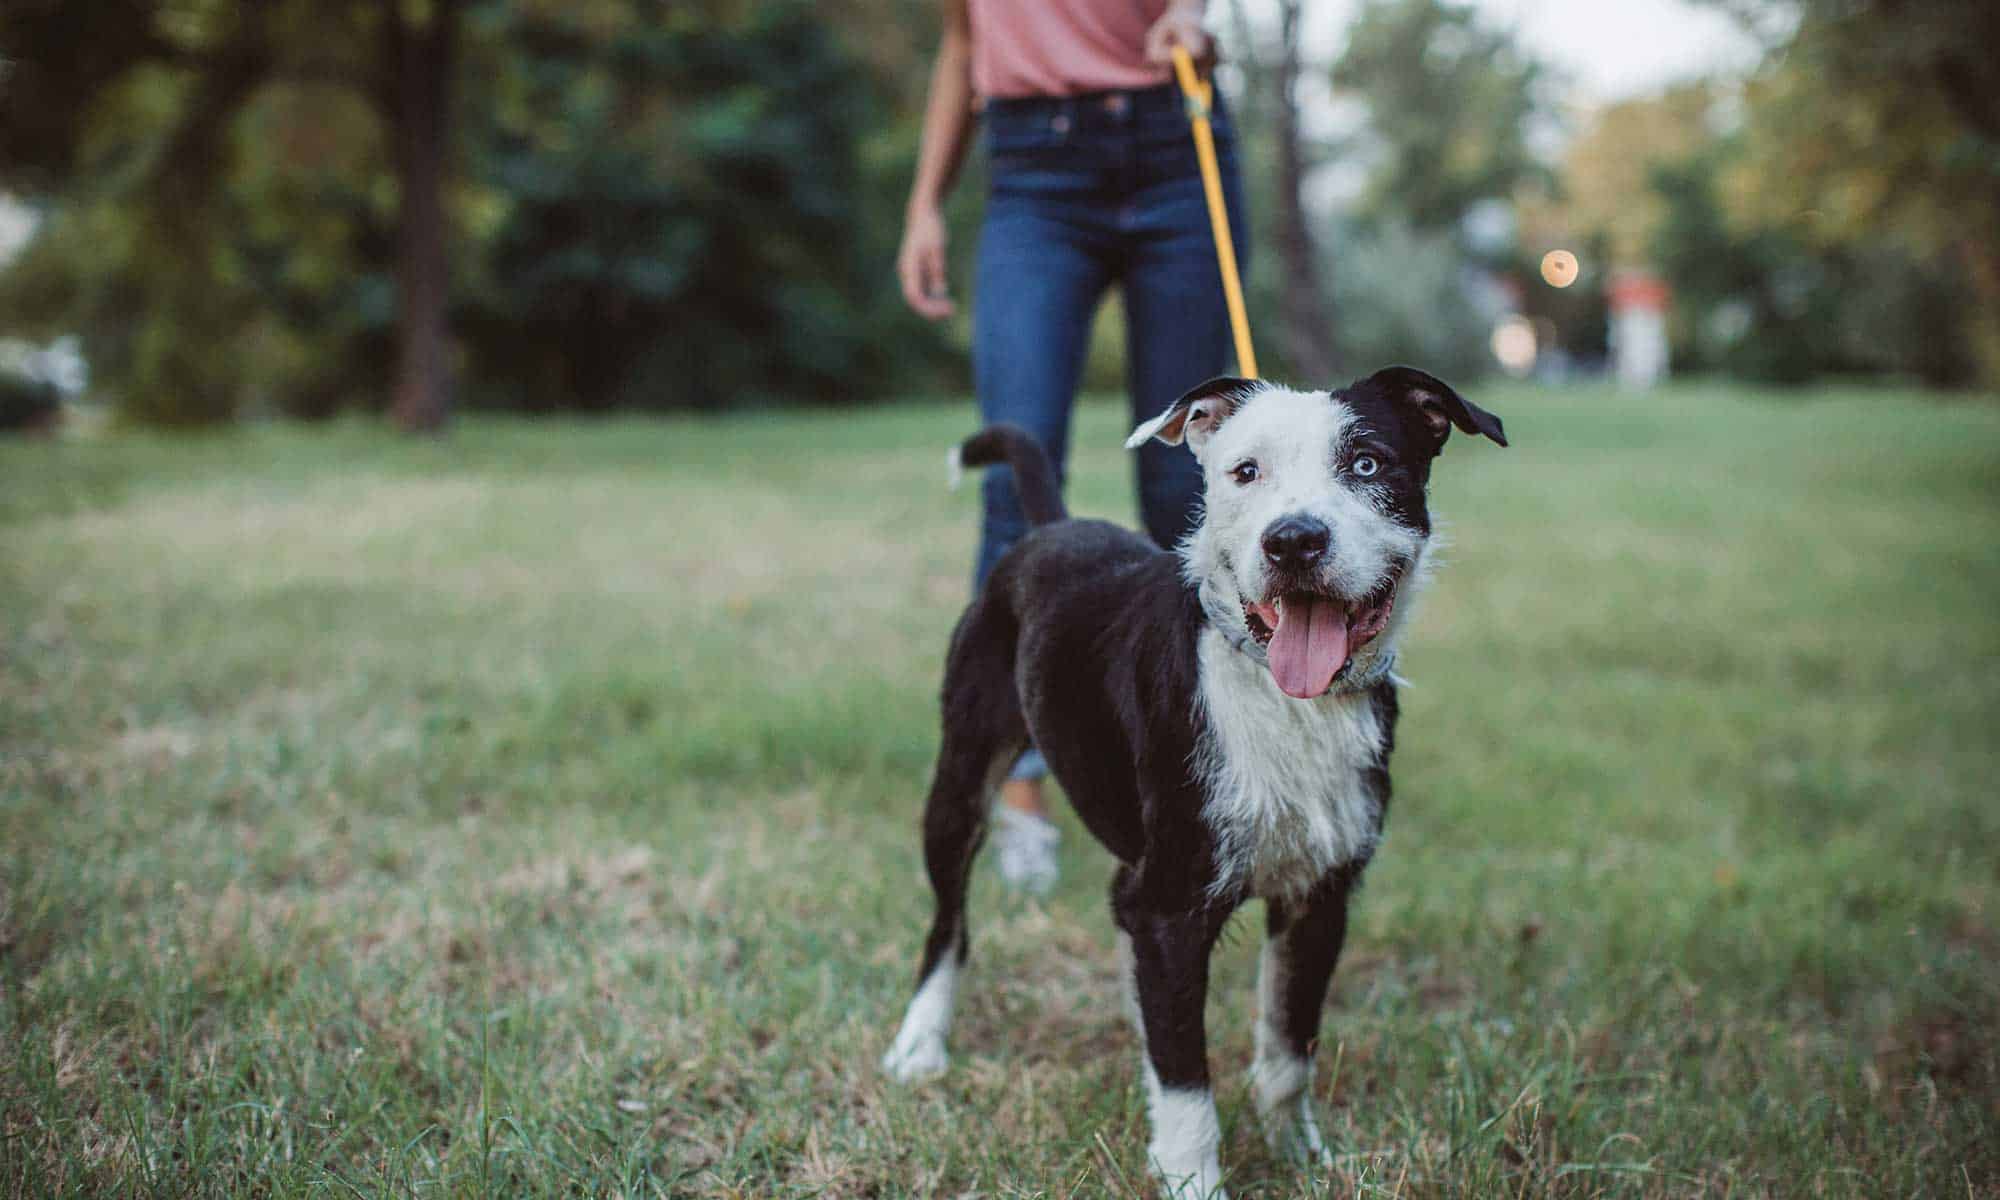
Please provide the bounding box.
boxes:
[991,805,1061,895]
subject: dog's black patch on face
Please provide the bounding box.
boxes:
[1330,387,1437,536]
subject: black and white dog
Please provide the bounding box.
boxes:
[882,368,1506,1197]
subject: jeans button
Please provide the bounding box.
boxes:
[1051,114,1071,134]
[1104,93,1128,115]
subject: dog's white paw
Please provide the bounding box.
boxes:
[1252,1053,1333,1169]
[1261,1106,1334,1170]
[880,1031,949,1083]
[1146,1083,1228,1199]
[1149,1150,1228,1200]
[882,959,959,1083]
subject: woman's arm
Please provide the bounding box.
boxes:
[898,0,975,320]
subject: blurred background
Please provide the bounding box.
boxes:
[5,6,1999,1192]
[1,0,1995,436]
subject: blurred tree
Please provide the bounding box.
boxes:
[385,0,460,432]
[1326,216,1495,379]
[1711,0,2000,386]
[1331,0,1549,237]
[1317,0,1551,377]
[1650,145,1844,383]
[1524,61,1982,386]
[1226,0,1340,380]
[461,0,940,412]
[1521,84,1719,271]
[0,0,945,424]
[0,1,434,425]
[1651,138,1976,385]
[1513,86,1720,370]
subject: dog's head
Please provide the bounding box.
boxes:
[1128,366,1506,699]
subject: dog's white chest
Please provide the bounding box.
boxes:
[1194,629,1386,900]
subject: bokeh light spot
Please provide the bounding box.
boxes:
[1540,249,1579,289]
[1491,316,1537,376]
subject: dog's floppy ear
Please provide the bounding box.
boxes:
[1369,366,1507,449]
[1125,376,1255,457]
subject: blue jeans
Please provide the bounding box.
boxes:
[972,84,1248,780]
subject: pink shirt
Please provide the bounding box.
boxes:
[969,0,1174,99]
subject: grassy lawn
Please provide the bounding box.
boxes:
[3,381,1997,1197]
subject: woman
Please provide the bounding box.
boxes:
[899,0,1248,893]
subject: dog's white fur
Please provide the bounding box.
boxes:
[1251,938,1333,1165]
[1146,1077,1226,1198]
[1194,627,1386,899]
[880,955,959,1082]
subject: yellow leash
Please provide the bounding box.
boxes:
[1169,45,1258,379]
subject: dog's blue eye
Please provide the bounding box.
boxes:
[1351,454,1379,478]
[1230,461,1259,485]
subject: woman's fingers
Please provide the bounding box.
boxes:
[899,216,954,320]
[1145,12,1214,68]
[917,241,954,318]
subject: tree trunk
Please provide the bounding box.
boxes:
[1271,0,1340,380]
[388,0,456,433]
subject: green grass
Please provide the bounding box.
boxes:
[3,382,1997,1197]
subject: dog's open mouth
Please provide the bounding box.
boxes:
[1241,566,1404,699]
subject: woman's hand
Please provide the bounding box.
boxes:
[1144,2,1214,69]
[898,204,955,320]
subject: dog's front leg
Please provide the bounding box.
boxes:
[1119,899,1233,1199]
[1251,871,1357,1167]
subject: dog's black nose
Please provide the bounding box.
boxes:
[1262,515,1331,570]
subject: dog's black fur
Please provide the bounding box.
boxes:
[895,371,1505,1185]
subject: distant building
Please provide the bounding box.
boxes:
[1608,271,1670,389]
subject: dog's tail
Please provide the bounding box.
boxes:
[946,424,1067,527]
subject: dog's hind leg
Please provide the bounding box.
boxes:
[882,608,1025,1084]
[878,746,1006,1082]
[1249,869,1359,1167]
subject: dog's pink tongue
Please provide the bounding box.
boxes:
[1267,596,1350,699]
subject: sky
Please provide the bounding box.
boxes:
[1270,0,1770,204]
[1290,0,1767,105]
[1477,0,1765,102]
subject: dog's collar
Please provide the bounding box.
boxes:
[1199,586,1399,695]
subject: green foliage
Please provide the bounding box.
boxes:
[1326,218,1493,379]
[1280,0,1553,378]
[0,1,393,424]
[1649,142,1979,386]
[1330,0,1550,237]
[1712,0,2000,386]
[0,0,170,192]
[1531,65,1985,388]
[0,0,945,424]
[463,0,944,412]
[0,368,60,433]
[1649,149,1841,384]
